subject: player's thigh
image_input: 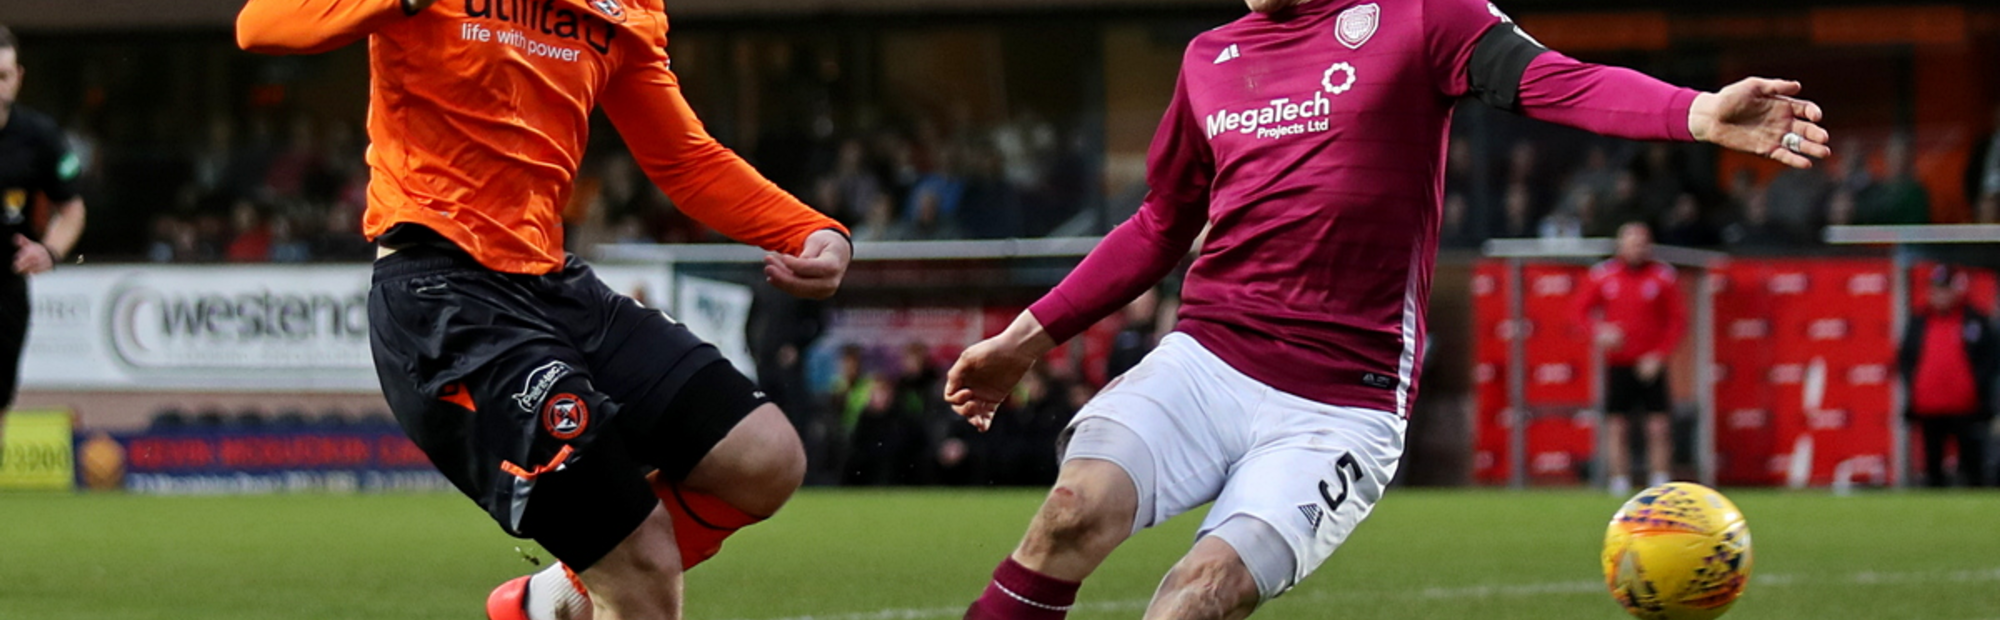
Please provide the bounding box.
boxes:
[1063,333,1263,532]
[570,270,784,487]
[1198,407,1405,599]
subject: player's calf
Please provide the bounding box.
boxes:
[575,505,687,620]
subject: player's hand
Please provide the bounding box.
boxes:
[1593,324,1625,351]
[1636,354,1664,382]
[945,314,1057,432]
[764,229,850,300]
[1689,78,1831,169]
[12,235,55,275]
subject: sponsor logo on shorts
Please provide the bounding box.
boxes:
[1297,503,1325,531]
[542,393,590,440]
[513,360,573,411]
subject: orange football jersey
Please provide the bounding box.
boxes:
[238,0,844,274]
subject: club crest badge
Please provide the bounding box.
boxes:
[542,393,590,440]
[1336,3,1380,50]
[590,0,627,23]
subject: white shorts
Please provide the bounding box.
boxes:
[1060,333,1406,599]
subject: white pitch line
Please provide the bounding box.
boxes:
[717,566,2000,620]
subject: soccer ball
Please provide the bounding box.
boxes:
[1601,482,1753,620]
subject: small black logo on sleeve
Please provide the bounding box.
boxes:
[1360,373,1397,390]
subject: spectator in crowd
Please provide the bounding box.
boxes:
[1722,185,1797,248]
[1859,133,1930,224]
[1764,157,1832,239]
[267,214,311,263]
[958,142,1025,239]
[1600,170,1647,231]
[894,342,943,483]
[1494,182,1535,238]
[825,139,883,226]
[849,193,898,242]
[1656,192,1720,247]
[146,215,179,263]
[904,146,965,222]
[985,366,1074,486]
[1897,264,1995,488]
[1439,193,1479,247]
[1565,145,1620,211]
[1575,222,1686,495]
[1823,188,1858,230]
[223,201,270,262]
[893,186,965,240]
[1635,144,1689,221]
[844,375,909,486]
[312,202,375,261]
[827,344,873,478]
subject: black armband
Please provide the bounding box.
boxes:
[1466,23,1549,112]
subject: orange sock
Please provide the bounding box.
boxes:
[650,476,764,570]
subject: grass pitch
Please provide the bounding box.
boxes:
[1,488,1995,619]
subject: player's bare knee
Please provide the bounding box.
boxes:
[1027,484,1125,555]
[733,405,806,513]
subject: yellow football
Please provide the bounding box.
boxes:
[1602,482,1754,620]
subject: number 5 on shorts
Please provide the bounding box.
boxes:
[1318,453,1364,513]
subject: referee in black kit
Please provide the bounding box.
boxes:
[0,24,88,451]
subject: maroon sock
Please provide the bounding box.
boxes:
[965,557,1081,620]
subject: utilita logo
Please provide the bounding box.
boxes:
[1204,63,1354,141]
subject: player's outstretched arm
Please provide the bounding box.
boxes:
[602,55,851,300]
[237,0,435,54]
[944,70,1212,428]
[1438,0,1828,169]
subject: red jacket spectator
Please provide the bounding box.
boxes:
[1574,258,1687,366]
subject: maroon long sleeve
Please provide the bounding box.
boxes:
[1519,52,1699,142]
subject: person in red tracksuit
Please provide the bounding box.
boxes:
[1574,222,1686,495]
[1898,264,1995,488]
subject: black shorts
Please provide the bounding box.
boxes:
[1605,365,1669,416]
[368,244,767,570]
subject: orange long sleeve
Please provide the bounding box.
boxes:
[237,0,410,55]
[601,55,845,256]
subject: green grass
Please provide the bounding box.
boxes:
[1,489,1996,619]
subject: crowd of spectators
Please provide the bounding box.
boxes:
[140,116,375,264]
[761,288,1174,488]
[562,108,1098,252]
[124,101,2000,263]
[811,342,1093,487]
[1449,108,2000,251]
